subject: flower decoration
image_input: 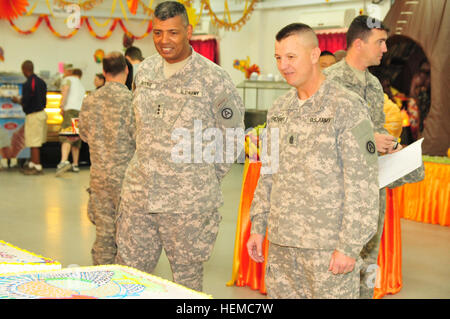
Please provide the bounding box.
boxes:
[0,47,4,62]
[94,49,105,64]
[233,57,260,79]
[0,0,29,20]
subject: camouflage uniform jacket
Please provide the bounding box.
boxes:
[121,50,245,214]
[324,59,388,135]
[79,82,136,198]
[250,79,380,259]
[324,59,424,187]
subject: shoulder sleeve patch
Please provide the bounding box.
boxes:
[351,119,378,166]
[214,92,243,128]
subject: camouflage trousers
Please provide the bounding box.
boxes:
[360,188,386,299]
[266,242,362,299]
[115,206,222,292]
[87,187,119,265]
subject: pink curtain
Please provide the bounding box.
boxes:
[190,38,219,64]
[317,33,346,53]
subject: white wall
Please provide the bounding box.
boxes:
[0,17,157,91]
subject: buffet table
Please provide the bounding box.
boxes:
[227,156,449,298]
[395,157,449,226]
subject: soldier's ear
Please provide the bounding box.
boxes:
[311,47,321,64]
[187,24,193,40]
[353,38,363,51]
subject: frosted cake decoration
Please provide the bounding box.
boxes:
[0,240,61,275]
[0,265,212,299]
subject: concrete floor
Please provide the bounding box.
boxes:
[0,164,449,299]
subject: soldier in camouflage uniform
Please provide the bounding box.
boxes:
[114,2,244,292]
[79,52,136,265]
[247,23,380,299]
[323,15,424,298]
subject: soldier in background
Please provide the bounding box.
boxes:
[324,15,424,298]
[115,1,244,291]
[247,23,380,299]
[79,52,135,265]
[319,50,337,69]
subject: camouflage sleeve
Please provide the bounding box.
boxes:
[372,84,390,135]
[213,79,245,181]
[386,161,425,189]
[124,93,136,143]
[79,95,92,143]
[335,106,380,260]
[250,124,273,235]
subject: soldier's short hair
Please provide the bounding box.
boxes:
[346,15,390,48]
[103,52,127,76]
[125,46,144,62]
[154,1,189,26]
[276,23,315,42]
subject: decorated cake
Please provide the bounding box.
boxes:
[0,265,212,299]
[0,241,61,275]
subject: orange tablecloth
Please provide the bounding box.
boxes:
[227,160,429,298]
[395,161,450,226]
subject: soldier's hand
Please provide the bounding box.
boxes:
[247,234,265,263]
[387,142,403,154]
[328,250,355,275]
[374,133,396,154]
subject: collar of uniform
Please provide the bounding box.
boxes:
[340,59,380,91]
[153,47,196,82]
[281,78,333,115]
[340,59,366,87]
[104,81,127,89]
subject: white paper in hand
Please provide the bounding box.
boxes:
[378,138,424,189]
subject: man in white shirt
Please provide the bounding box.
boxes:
[56,68,86,176]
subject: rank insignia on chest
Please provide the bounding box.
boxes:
[271,115,286,123]
[310,117,332,124]
[177,88,202,97]
[155,104,164,118]
[141,81,156,89]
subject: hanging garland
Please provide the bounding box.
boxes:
[118,19,153,40]
[85,17,118,39]
[43,14,85,38]
[53,0,103,11]
[7,0,258,39]
[8,13,44,35]
[201,0,259,31]
[8,14,153,40]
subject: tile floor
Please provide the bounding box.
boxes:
[0,164,448,299]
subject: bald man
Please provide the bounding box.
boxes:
[247,23,379,299]
[12,60,48,175]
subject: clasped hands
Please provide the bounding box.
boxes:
[247,234,356,275]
